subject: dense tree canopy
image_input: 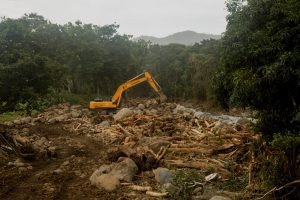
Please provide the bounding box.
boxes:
[0,14,219,112]
[215,0,300,135]
[1,4,299,199]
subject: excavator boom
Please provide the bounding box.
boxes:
[89,71,166,109]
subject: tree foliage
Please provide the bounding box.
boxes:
[215,0,300,135]
[0,14,219,112]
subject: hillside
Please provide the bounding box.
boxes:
[133,30,221,45]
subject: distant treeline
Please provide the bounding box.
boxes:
[0,13,220,112]
[1,1,299,197]
[0,0,299,137]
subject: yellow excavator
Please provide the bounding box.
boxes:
[89,71,167,109]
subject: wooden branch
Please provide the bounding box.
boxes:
[195,119,201,129]
[157,146,168,161]
[205,120,211,128]
[166,159,231,177]
[247,150,255,190]
[128,185,152,192]
[255,180,300,200]
[117,123,133,136]
[166,159,210,169]
[168,147,213,154]
[146,191,168,197]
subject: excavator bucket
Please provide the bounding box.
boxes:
[159,92,167,103]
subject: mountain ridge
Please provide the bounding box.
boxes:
[133,30,221,45]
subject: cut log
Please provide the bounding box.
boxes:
[166,159,211,169]
[117,124,133,136]
[146,191,168,197]
[128,185,152,192]
[167,147,213,154]
[165,159,231,177]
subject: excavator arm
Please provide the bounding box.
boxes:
[89,71,166,109]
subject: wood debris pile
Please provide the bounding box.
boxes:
[106,103,259,179]
[1,99,259,187]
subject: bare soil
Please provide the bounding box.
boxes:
[0,101,258,200]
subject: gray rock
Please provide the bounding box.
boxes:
[194,111,210,119]
[134,109,143,115]
[80,173,86,178]
[113,108,133,121]
[62,160,70,166]
[74,170,82,176]
[18,167,28,173]
[150,109,158,114]
[90,158,138,191]
[138,104,145,110]
[55,115,68,122]
[53,168,63,174]
[183,112,192,119]
[92,173,120,191]
[81,108,90,114]
[236,118,250,127]
[48,146,57,156]
[22,117,32,124]
[111,157,138,182]
[21,128,30,135]
[99,120,110,127]
[4,121,13,127]
[8,159,25,167]
[35,137,48,147]
[153,167,173,185]
[57,110,64,115]
[48,118,57,124]
[145,99,157,107]
[90,164,111,183]
[71,111,81,118]
[173,104,186,114]
[210,196,232,200]
[13,119,22,125]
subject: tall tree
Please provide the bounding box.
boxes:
[215,0,300,135]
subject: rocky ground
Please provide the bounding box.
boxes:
[0,99,259,200]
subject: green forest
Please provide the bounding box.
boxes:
[0,14,221,110]
[0,0,299,199]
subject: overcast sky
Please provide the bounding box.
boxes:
[0,0,228,37]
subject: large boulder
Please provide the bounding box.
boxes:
[90,157,138,191]
[153,167,178,195]
[113,108,133,121]
[92,173,120,191]
[110,157,138,182]
[153,167,173,185]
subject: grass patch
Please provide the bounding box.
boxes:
[218,173,248,191]
[172,169,205,200]
[0,111,24,123]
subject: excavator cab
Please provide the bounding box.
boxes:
[89,71,167,109]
